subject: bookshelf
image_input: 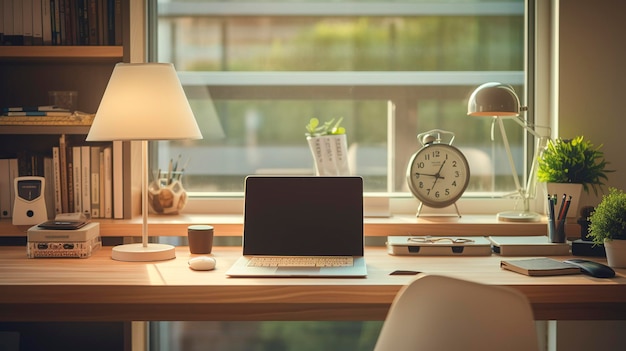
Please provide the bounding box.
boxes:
[0,0,132,232]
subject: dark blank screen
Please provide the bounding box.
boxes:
[242,176,364,256]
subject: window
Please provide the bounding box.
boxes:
[152,0,530,214]
[149,1,534,350]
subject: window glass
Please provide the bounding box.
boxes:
[154,0,526,195]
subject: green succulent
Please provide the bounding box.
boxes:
[305,117,345,137]
[588,188,626,245]
[537,136,613,195]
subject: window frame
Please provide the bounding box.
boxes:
[149,0,549,216]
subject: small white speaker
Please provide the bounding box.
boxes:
[12,176,48,225]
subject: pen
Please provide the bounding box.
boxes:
[548,195,557,242]
[557,193,567,220]
[562,195,572,219]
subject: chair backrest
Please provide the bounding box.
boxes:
[373,274,538,351]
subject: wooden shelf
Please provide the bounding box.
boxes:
[0,46,123,60]
[0,125,91,135]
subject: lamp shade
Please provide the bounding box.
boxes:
[467,82,520,117]
[87,63,202,141]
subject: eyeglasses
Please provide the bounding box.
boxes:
[407,236,475,244]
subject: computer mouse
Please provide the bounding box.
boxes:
[188,256,216,271]
[564,259,615,278]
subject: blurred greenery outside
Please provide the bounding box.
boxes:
[157,4,525,192]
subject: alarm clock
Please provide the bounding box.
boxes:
[12,176,48,225]
[406,129,470,217]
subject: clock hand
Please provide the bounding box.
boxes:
[414,172,439,178]
[430,160,447,190]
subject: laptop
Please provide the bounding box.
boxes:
[226,176,367,278]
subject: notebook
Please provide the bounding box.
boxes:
[225,176,367,277]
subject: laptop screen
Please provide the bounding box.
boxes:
[243,176,364,256]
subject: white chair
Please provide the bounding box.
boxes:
[373,274,539,351]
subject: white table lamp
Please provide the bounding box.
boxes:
[87,63,203,261]
[467,82,547,222]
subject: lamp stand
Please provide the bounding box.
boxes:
[111,140,176,261]
[495,117,541,222]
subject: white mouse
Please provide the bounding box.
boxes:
[188,256,216,271]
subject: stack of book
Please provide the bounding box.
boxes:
[27,221,101,258]
[0,105,95,125]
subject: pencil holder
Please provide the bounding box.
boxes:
[148,172,187,215]
[548,219,566,243]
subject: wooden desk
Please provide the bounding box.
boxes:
[1,246,625,322]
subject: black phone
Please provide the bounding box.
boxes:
[38,220,88,230]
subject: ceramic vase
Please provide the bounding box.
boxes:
[306,134,350,176]
[148,174,187,215]
[604,239,626,268]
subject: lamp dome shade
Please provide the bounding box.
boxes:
[467,82,521,117]
[87,63,203,141]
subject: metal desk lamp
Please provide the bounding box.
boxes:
[467,82,547,222]
[87,63,203,261]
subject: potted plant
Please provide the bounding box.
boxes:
[305,117,350,176]
[587,188,626,268]
[537,136,613,217]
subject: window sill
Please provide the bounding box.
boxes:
[0,214,578,238]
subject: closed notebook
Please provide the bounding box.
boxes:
[501,257,582,276]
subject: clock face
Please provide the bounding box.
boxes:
[406,143,470,208]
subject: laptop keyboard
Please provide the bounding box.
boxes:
[248,256,354,268]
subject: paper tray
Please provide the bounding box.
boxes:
[386,236,492,256]
[488,236,570,256]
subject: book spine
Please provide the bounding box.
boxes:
[106,0,113,45]
[81,145,91,217]
[72,146,81,213]
[0,0,3,43]
[112,140,123,219]
[5,111,72,116]
[52,0,61,45]
[0,159,11,218]
[114,0,121,45]
[13,0,24,45]
[90,146,100,218]
[103,146,112,218]
[52,146,62,215]
[2,0,12,46]
[58,134,69,213]
[97,0,104,45]
[7,158,18,216]
[43,156,55,219]
[32,0,44,45]
[86,0,96,45]
[66,145,74,212]
[42,0,52,45]
[22,0,33,45]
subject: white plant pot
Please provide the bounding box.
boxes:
[543,182,583,218]
[307,134,350,176]
[604,239,626,268]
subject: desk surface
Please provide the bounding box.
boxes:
[1,246,625,322]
